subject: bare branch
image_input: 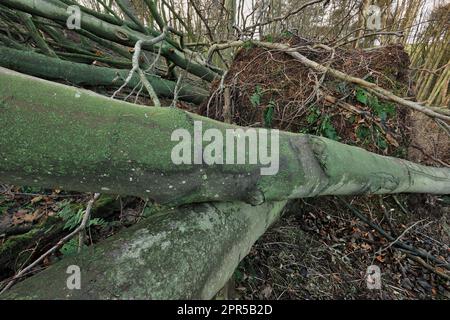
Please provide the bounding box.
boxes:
[243,0,326,32]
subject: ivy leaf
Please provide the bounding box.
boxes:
[356,125,370,141]
[356,88,368,105]
[321,115,339,141]
[250,85,263,107]
[306,105,320,124]
[60,238,80,256]
[264,101,275,128]
[377,137,388,150]
[307,113,318,124]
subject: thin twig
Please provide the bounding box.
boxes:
[78,193,101,252]
[406,255,450,281]
[112,27,170,106]
[338,197,450,271]
[334,31,404,47]
[376,219,425,255]
[170,73,184,108]
[243,0,326,32]
[378,196,398,237]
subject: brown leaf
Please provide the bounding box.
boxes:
[385,133,399,147]
[261,285,272,298]
[12,209,28,225]
[12,209,42,224]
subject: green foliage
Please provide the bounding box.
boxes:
[281,30,294,38]
[263,100,276,128]
[320,115,339,140]
[140,202,172,218]
[56,200,78,230]
[353,88,398,151]
[374,127,388,150]
[393,146,407,158]
[141,203,158,218]
[355,88,396,121]
[304,106,340,141]
[356,88,368,105]
[19,186,42,193]
[243,41,254,50]
[250,85,263,107]
[441,195,450,205]
[0,203,11,215]
[57,200,105,231]
[356,124,389,151]
[356,125,370,142]
[60,238,86,257]
[265,34,274,43]
[233,268,245,283]
[0,194,12,215]
[306,105,321,124]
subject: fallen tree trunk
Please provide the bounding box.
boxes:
[2,0,219,82]
[0,46,208,104]
[1,200,286,299]
[0,68,449,205]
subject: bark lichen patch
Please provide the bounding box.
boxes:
[118,229,168,262]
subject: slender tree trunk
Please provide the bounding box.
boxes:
[2,0,220,81]
[0,46,208,104]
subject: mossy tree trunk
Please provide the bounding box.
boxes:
[0,46,208,104]
[0,68,449,207]
[2,0,220,81]
[1,201,287,299]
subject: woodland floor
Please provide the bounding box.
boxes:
[235,193,450,299]
[1,186,448,299]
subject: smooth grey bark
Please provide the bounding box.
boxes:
[1,201,286,299]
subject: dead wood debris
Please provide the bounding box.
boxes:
[200,36,450,300]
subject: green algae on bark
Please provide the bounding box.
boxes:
[0,46,208,105]
[1,0,219,82]
[1,201,286,299]
[0,68,449,207]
